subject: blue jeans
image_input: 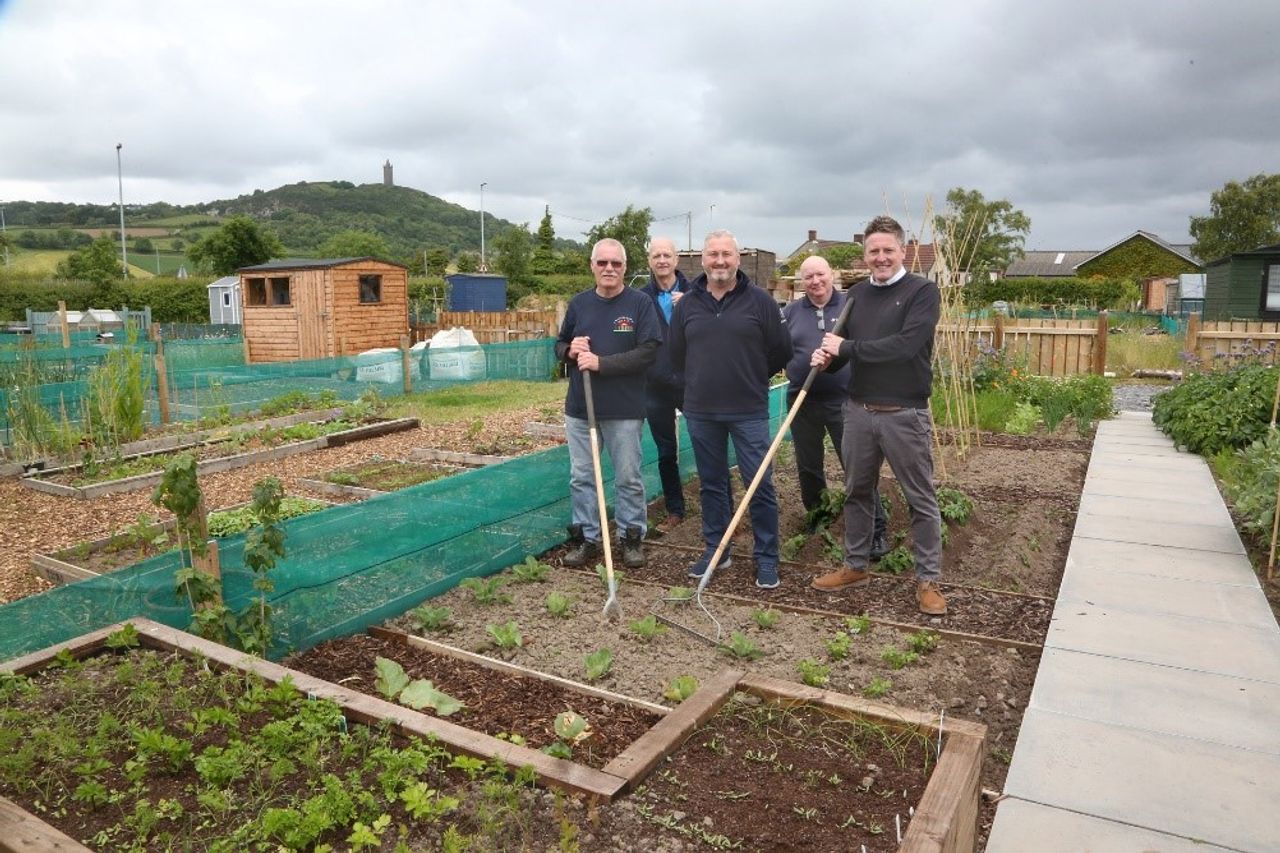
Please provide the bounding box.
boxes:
[565,416,647,542]
[646,385,685,518]
[685,414,778,569]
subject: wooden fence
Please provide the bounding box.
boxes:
[1186,316,1280,365]
[938,313,1109,377]
[411,309,562,345]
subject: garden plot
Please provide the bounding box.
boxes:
[1,619,983,852]
[28,496,330,585]
[297,457,464,499]
[20,415,419,499]
[386,567,1033,800]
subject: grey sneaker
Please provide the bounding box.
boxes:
[621,526,646,568]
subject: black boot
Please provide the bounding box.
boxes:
[564,524,601,567]
[621,526,646,568]
[869,531,889,561]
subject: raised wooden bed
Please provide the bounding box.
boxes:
[29,496,332,586]
[405,446,511,467]
[19,417,419,499]
[2,620,985,851]
[524,421,566,440]
[296,457,461,499]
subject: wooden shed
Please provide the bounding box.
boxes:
[238,257,408,363]
[1203,244,1280,320]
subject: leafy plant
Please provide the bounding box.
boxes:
[825,631,853,661]
[461,576,511,605]
[126,513,169,557]
[935,486,974,525]
[905,630,940,655]
[595,564,624,588]
[751,608,780,629]
[797,658,830,687]
[780,533,808,562]
[844,614,871,635]
[802,487,845,531]
[583,648,613,682]
[486,621,523,650]
[154,454,229,642]
[880,647,921,670]
[719,632,763,661]
[1153,363,1275,455]
[409,604,452,632]
[666,586,693,602]
[877,546,915,576]
[1220,430,1280,538]
[663,675,699,702]
[510,556,551,583]
[545,591,574,618]
[628,614,668,642]
[400,782,460,822]
[373,656,463,716]
[819,530,843,562]
[862,676,892,699]
[235,476,287,656]
[374,656,411,699]
[105,623,141,649]
[1004,401,1041,435]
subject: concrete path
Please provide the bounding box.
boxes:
[986,412,1280,853]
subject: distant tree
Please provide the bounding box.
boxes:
[531,206,558,274]
[1190,173,1280,262]
[134,236,155,254]
[424,247,450,277]
[455,252,479,273]
[556,249,589,275]
[319,229,390,259]
[818,243,863,270]
[492,224,534,284]
[172,238,185,251]
[188,216,283,274]
[56,235,123,284]
[933,187,1030,275]
[586,205,653,275]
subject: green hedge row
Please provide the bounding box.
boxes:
[967,276,1137,309]
[0,274,212,323]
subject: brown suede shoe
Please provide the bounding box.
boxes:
[654,515,684,535]
[811,567,871,591]
[917,581,948,616]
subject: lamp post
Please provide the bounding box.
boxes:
[116,143,128,277]
[1,204,9,268]
[479,181,488,272]
[709,203,716,229]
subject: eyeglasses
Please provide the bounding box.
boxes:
[594,259,624,269]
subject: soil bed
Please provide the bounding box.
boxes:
[387,568,1036,798]
[633,692,933,852]
[323,458,460,491]
[284,631,661,769]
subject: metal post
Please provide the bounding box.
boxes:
[116,143,128,277]
[686,211,692,250]
[709,204,716,228]
[479,181,488,272]
[1,204,9,268]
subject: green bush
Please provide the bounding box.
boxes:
[967,276,1134,309]
[1218,430,1280,540]
[1152,364,1276,455]
[0,274,210,323]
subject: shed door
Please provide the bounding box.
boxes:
[297,279,327,359]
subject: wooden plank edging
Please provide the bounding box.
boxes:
[368,627,669,716]
[0,795,92,853]
[601,667,743,791]
[405,447,511,467]
[294,477,386,500]
[322,416,419,448]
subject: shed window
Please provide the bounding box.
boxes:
[1265,263,1280,312]
[246,277,267,306]
[222,292,231,307]
[359,274,382,304]
[270,276,292,306]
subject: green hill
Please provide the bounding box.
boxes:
[2,181,581,263]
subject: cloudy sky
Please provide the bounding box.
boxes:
[1,0,1276,256]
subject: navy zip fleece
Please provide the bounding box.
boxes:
[782,290,850,401]
[668,270,792,418]
[639,270,690,392]
[827,271,939,408]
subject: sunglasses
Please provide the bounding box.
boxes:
[594,259,624,269]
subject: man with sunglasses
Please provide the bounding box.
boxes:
[668,230,792,588]
[783,255,888,551]
[556,238,662,570]
[639,237,691,535]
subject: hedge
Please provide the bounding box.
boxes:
[0,274,212,323]
[967,276,1136,309]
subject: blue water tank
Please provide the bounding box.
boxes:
[446,274,508,311]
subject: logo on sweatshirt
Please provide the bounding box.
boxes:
[613,316,636,333]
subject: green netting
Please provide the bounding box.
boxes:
[0,384,787,664]
[1,337,556,448]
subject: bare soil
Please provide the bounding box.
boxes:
[323,458,460,491]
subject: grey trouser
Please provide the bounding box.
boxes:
[840,401,942,581]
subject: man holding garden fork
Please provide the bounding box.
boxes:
[555,238,662,570]
[809,216,948,616]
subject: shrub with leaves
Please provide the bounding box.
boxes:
[1153,363,1276,455]
[935,486,974,525]
[877,546,915,576]
[1219,429,1280,539]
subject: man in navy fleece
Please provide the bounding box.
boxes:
[555,238,662,571]
[668,230,792,588]
[809,215,948,616]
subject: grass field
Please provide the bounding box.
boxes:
[2,249,71,274]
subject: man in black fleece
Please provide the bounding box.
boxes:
[639,237,690,534]
[809,215,948,616]
[668,230,792,588]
